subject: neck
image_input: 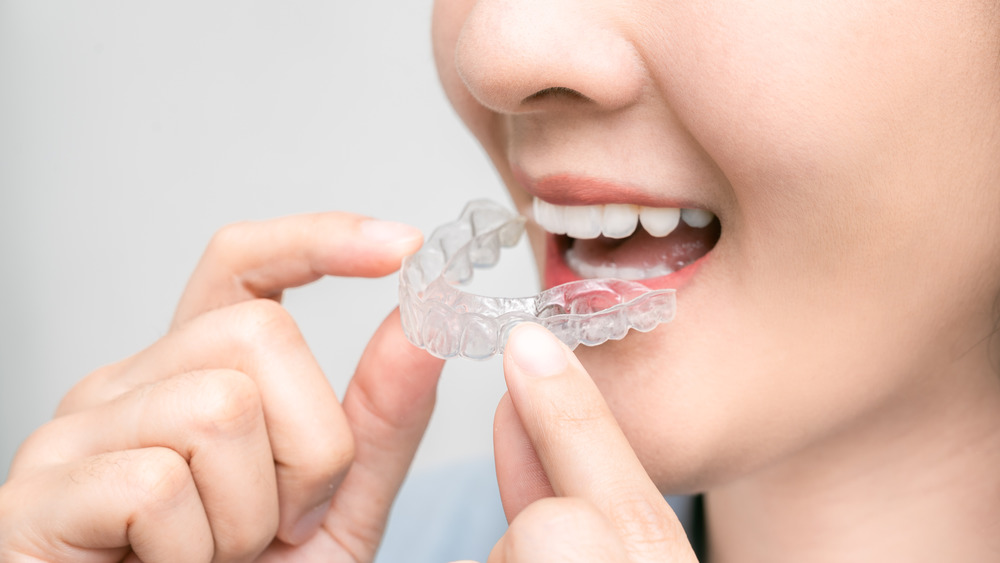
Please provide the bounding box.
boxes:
[704,348,1000,562]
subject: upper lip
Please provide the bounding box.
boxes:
[513,166,707,210]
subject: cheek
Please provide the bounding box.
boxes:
[650,1,1000,340]
[580,2,1000,487]
[656,3,908,212]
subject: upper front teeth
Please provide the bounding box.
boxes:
[533,198,714,239]
[603,204,641,238]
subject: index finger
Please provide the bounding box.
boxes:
[172,212,423,328]
[501,323,696,562]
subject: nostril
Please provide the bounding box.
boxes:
[453,0,647,115]
[522,87,594,106]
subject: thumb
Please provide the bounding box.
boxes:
[493,393,555,523]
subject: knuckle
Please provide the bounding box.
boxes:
[55,385,87,416]
[351,379,410,435]
[8,417,76,478]
[299,430,356,488]
[8,428,49,475]
[124,448,195,511]
[534,385,610,430]
[553,401,607,427]
[538,402,609,449]
[231,298,301,347]
[607,494,677,548]
[55,361,123,416]
[185,370,264,440]
[207,220,254,257]
[216,513,278,562]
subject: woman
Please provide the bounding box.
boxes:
[2,1,998,561]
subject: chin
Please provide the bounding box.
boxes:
[569,324,796,495]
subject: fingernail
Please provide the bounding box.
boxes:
[508,323,568,378]
[290,500,331,544]
[360,219,423,245]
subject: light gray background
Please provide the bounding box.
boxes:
[0,1,535,483]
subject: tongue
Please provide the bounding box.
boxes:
[568,220,720,276]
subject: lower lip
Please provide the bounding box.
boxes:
[543,233,708,291]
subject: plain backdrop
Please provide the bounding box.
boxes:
[0,1,535,483]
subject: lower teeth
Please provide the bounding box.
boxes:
[565,248,680,280]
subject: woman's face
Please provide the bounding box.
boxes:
[431,0,1000,490]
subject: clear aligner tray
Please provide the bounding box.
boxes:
[399,199,676,360]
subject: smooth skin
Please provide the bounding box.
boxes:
[432,0,1000,560]
[4,1,1000,562]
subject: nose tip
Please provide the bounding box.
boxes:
[454,0,646,114]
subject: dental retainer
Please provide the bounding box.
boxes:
[399,199,676,360]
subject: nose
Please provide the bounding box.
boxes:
[454,0,646,114]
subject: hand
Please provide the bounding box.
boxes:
[0,213,444,562]
[482,323,698,562]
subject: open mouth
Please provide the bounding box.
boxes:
[534,198,722,290]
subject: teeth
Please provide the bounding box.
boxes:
[638,207,681,237]
[602,204,640,239]
[565,248,677,280]
[533,198,713,239]
[562,205,603,239]
[532,197,566,234]
[680,208,715,228]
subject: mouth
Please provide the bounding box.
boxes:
[534,197,721,291]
